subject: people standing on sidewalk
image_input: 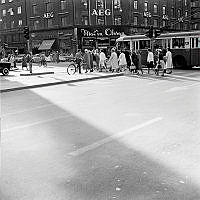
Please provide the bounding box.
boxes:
[108,48,118,72]
[89,50,94,72]
[147,48,154,74]
[75,49,83,74]
[83,49,90,73]
[118,50,127,72]
[99,49,107,72]
[136,50,143,74]
[22,54,28,70]
[124,49,131,72]
[165,47,173,74]
[131,51,138,73]
[94,49,100,71]
[155,49,165,76]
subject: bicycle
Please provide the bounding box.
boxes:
[67,60,87,75]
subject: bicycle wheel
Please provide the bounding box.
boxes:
[67,63,76,75]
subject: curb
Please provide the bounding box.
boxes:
[20,72,54,76]
[1,73,124,93]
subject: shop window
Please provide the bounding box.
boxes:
[154,19,158,27]
[114,16,121,25]
[60,0,67,10]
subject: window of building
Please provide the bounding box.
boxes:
[171,7,175,18]
[184,0,187,6]
[97,0,104,9]
[133,1,138,10]
[114,0,121,9]
[163,6,166,15]
[46,2,52,12]
[81,0,88,9]
[12,34,17,42]
[1,0,5,3]
[9,0,13,2]
[114,16,121,25]
[177,9,181,18]
[133,16,138,25]
[17,6,22,14]
[47,18,53,28]
[162,20,166,27]
[3,22,7,29]
[32,5,38,15]
[185,11,188,17]
[82,16,89,25]
[144,18,148,26]
[144,2,148,12]
[10,20,14,28]
[18,19,22,26]
[3,9,6,16]
[33,20,39,30]
[154,4,158,14]
[97,17,104,25]
[9,8,14,15]
[61,16,68,26]
[60,0,67,10]
[154,19,158,27]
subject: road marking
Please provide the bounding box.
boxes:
[165,82,200,92]
[168,74,200,82]
[68,117,163,157]
[1,115,71,133]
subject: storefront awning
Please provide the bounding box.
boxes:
[38,39,55,50]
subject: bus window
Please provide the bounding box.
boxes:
[192,38,195,48]
[172,38,185,48]
[196,38,200,48]
[139,40,150,49]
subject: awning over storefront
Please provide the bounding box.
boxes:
[38,39,55,50]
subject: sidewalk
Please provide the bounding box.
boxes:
[0,62,123,93]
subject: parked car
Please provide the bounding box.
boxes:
[0,61,11,75]
[32,54,41,63]
[15,54,25,63]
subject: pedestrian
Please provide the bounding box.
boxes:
[99,49,107,72]
[147,48,154,74]
[118,50,127,72]
[75,49,82,74]
[89,50,94,72]
[56,51,59,63]
[94,49,100,71]
[165,47,173,74]
[83,49,90,73]
[136,50,143,74]
[22,54,28,70]
[124,49,131,72]
[155,49,165,76]
[131,51,138,73]
[108,48,118,72]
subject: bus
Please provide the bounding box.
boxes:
[116,30,200,69]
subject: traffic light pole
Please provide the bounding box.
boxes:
[27,39,32,73]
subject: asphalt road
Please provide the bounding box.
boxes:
[1,70,200,200]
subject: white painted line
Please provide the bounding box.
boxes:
[68,117,163,157]
[1,115,71,133]
[168,74,200,82]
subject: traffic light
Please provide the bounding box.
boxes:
[154,29,161,38]
[23,26,29,40]
[145,26,154,38]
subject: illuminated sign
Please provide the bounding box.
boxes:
[81,28,121,37]
[91,9,111,16]
[43,12,54,19]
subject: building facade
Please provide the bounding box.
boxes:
[0,0,199,55]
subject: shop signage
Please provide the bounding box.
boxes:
[143,12,151,18]
[91,9,111,16]
[43,12,54,19]
[81,28,121,37]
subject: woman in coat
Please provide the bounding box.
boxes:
[118,50,127,72]
[165,47,173,74]
[108,48,118,72]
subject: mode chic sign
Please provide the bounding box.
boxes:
[81,28,121,37]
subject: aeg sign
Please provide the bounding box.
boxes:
[91,9,111,16]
